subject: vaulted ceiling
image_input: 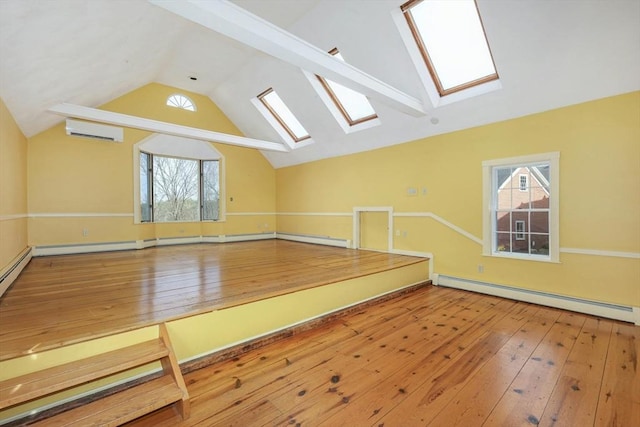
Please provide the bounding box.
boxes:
[1,0,638,168]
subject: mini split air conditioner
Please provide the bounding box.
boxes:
[65,119,124,142]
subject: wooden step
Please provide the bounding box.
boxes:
[0,339,169,410]
[1,323,189,425]
[31,375,184,427]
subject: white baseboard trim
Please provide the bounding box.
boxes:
[436,274,639,325]
[221,232,276,242]
[276,232,350,248]
[0,247,33,297]
[33,241,138,256]
[33,234,279,256]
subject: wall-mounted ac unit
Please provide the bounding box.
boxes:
[65,119,124,142]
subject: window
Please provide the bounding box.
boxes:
[515,220,526,240]
[401,0,498,97]
[139,152,219,222]
[482,152,559,262]
[166,94,196,111]
[316,48,378,126]
[257,88,310,143]
[519,174,528,191]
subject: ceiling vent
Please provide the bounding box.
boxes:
[65,119,123,142]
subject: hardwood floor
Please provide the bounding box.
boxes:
[0,241,424,361]
[126,285,639,427]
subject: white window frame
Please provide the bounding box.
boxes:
[391,1,502,108]
[302,49,381,134]
[166,94,196,112]
[251,88,315,150]
[133,134,225,224]
[482,152,560,263]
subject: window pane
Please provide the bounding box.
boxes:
[140,152,152,222]
[531,233,550,255]
[259,88,310,141]
[530,211,549,234]
[321,50,377,124]
[325,79,377,122]
[495,232,511,253]
[496,211,511,232]
[406,0,497,92]
[202,160,220,221]
[511,233,530,254]
[153,156,199,222]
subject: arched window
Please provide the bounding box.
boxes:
[166,94,196,112]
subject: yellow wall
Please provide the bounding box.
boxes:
[0,98,28,275]
[277,92,640,307]
[27,83,276,247]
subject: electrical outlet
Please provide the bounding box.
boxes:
[82,228,89,237]
[477,264,484,273]
[395,229,401,236]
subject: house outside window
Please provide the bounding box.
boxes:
[482,152,560,262]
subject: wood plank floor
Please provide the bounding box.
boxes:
[125,285,639,427]
[0,240,424,361]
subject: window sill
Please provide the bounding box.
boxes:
[483,252,560,264]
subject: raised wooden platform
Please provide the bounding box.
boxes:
[0,240,425,362]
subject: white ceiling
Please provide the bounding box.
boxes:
[1,0,638,168]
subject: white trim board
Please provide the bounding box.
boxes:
[276,232,350,248]
[277,212,352,217]
[0,247,32,298]
[394,211,640,260]
[436,274,639,325]
[0,214,28,221]
[353,206,394,251]
[559,247,640,259]
[394,211,482,245]
[29,213,133,218]
[33,233,277,256]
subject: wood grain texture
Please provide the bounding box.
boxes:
[0,240,424,361]
[124,286,639,427]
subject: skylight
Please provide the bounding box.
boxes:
[257,88,310,142]
[166,94,196,111]
[401,0,498,96]
[317,48,377,126]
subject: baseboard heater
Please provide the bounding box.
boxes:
[436,274,638,325]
